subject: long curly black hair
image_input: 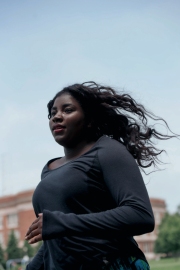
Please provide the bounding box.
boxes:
[47,81,177,170]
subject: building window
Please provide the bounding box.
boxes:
[0,233,4,246]
[143,242,150,253]
[154,212,161,225]
[7,213,18,228]
[0,216,3,229]
[14,230,20,240]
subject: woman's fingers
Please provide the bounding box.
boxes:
[26,227,40,240]
[26,219,40,237]
[25,213,43,244]
[26,222,38,237]
[28,234,42,244]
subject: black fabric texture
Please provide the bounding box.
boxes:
[27,136,154,270]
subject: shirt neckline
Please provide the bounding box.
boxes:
[46,135,106,172]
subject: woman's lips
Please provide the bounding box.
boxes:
[53,127,65,133]
[53,125,65,134]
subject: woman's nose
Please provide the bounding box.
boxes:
[52,112,63,122]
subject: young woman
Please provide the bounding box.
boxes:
[25,82,175,270]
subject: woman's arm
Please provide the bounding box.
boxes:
[42,138,154,240]
[26,138,155,243]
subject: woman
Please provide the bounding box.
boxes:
[25,82,175,270]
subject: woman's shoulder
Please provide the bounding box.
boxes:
[97,135,126,150]
[97,136,135,164]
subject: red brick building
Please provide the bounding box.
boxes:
[0,190,35,248]
[0,190,166,259]
[135,198,166,259]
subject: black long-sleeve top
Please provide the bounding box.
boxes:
[27,136,154,270]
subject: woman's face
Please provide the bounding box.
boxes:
[49,94,87,147]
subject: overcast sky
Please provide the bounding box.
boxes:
[0,0,180,213]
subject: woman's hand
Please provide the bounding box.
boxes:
[25,213,43,244]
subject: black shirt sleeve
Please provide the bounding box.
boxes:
[42,138,154,240]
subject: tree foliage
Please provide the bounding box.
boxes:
[22,240,35,258]
[155,209,180,256]
[0,243,5,268]
[33,241,43,254]
[6,231,22,260]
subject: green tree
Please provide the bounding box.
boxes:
[0,243,5,268]
[34,241,42,254]
[155,211,180,256]
[23,240,35,258]
[176,204,180,215]
[6,230,23,260]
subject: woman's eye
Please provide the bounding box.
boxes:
[50,112,56,117]
[64,108,73,113]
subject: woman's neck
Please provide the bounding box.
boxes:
[63,140,95,162]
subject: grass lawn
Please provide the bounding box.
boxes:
[149,257,180,270]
